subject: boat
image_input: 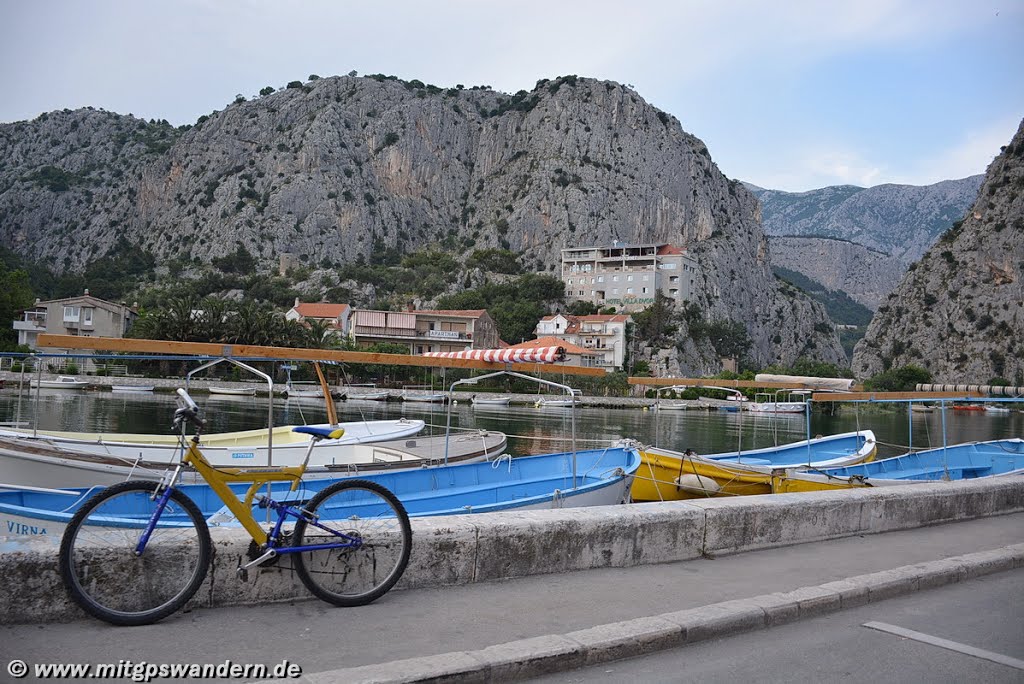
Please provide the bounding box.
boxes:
[774,439,1024,492]
[208,386,257,396]
[29,376,88,390]
[0,445,640,540]
[347,390,391,401]
[0,419,430,488]
[402,392,447,403]
[745,390,810,414]
[984,406,1011,414]
[952,404,985,412]
[631,430,877,502]
[472,395,512,406]
[536,390,582,408]
[110,385,155,393]
[654,401,688,411]
[282,383,324,399]
[910,404,935,413]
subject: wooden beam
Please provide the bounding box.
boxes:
[36,335,607,378]
[810,390,985,402]
[628,377,860,390]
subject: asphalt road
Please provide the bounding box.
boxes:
[531,569,1024,684]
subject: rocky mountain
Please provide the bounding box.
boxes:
[767,236,905,310]
[851,119,1024,384]
[0,74,845,368]
[748,175,983,264]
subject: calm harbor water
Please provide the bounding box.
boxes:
[2,388,1021,460]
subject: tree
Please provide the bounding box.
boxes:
[259,86,275,96]
[0,264,34,351]
[864,365,932,391]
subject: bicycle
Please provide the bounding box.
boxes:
[59,388,413,626]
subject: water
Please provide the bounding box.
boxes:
[2,389,1021,459]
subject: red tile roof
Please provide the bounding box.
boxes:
[294,302,349,319]
[657,244,684,255]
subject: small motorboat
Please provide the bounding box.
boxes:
[111,385,155,393]
[984,405,1011,414]
[347,390,391,401]
[208,386,257,396]
[472,395,512,406]
[30,376,89,390]
[402,392,446,403]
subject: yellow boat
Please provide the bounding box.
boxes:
[632,430,877,501]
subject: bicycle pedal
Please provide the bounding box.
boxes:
[236,567,249,582]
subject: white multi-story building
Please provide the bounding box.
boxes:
[561,242,698,312]
[534,313,631,369]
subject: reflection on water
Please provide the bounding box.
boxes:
[0,389,1021,459]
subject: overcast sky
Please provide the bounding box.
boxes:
[1,0,1021,191]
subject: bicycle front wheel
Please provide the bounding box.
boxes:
[59,480,212,626]
[292,479,412,607]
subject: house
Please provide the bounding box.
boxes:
[535,313,632,369]
[561,242,699,312]
[285,299,352,336]
[505,336,604,368]
[350,309,500,354]
[13,290,138,351]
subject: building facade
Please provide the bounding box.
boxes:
[12,291,138,351]
[535,313,631,369]
[561,242,698,313]
[285,299,352,336]
[350,309,500,354]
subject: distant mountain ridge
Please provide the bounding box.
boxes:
[747,176,983,263]
[852,119,1024,384]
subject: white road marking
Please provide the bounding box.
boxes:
[863,621,1024,671]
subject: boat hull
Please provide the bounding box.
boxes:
[0,446,640,540]
[631,431,877,502]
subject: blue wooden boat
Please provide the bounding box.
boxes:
[776,439,1024,491]
[0,446,640,541]
[703,430,877,468]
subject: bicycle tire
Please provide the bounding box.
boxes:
[59,480,212,626]
[292,479,412,607]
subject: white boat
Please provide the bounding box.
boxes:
[0,427,506,492]
[283,383,324,398]
[29,376,88,390]
[655,401,688,411]
[910,404,935,413]
[0,418,429,488]
[536,389,582,408]
[208,386,257,396]
[347,390,391,401]
[111,385,155,393]
[472,395,512,406]
[985,406,1011,414]
[402,392,447,403]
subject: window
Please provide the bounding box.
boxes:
[63,306,80,322]
[83,308,93,325]
[597,276,604,283]
[670,276,679,283]
[626,275,633,282]
[567,279,573,285]
[612,275,619,282]
[612,288,619,294]
[642,287,649,294]
[626,287,634,294]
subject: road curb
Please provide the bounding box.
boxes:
[280,543,1024,684]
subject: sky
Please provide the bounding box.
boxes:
[0,0,1021,191]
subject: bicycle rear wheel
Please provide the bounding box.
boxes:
[292,479,412,607]
[59,480,211,626]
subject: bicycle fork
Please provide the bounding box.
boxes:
[134,464,185,556]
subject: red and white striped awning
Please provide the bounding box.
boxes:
[421,346,566,364]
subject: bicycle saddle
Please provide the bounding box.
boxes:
[292,426,346,440]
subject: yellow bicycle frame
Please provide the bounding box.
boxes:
[181,439,309,545]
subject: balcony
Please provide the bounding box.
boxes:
[13,319,46,332]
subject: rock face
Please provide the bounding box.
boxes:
[767,236,905,310]
[851,119,1024,384]
[0,74,845,367]
[748,176,983,264]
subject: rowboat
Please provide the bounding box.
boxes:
[745,390,810,414]
[29,376,88,390]
[111,385,155,393]
[631,430,877,501]
[654,401,688,411]
[283,383,324,398]
[773,439,1024,492]
[952,404,985,412]
[208,386,257,396]
[402,392,447,403]
[985,406,1011,414]
[472,395,512,406]
[347,390,391,401]
[0,445,639,540]
[0,419,428,488]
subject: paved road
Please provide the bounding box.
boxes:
[531,569,1024,683]
[1,513,1022,682]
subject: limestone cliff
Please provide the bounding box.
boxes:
[0,74,845,367]
[851,120,1024,383]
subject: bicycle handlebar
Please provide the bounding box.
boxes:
[172,388,205,432]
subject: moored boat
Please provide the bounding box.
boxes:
[402,391,446,403]
[0,444,639,540]
[773,438,1024,492]
[347,390,391,401]
[631,430,877,501]
[0,419,429,488]
[29,376,88,390]
[472,395,512,406]
[208,386,258,396]
[111,385,156,393]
